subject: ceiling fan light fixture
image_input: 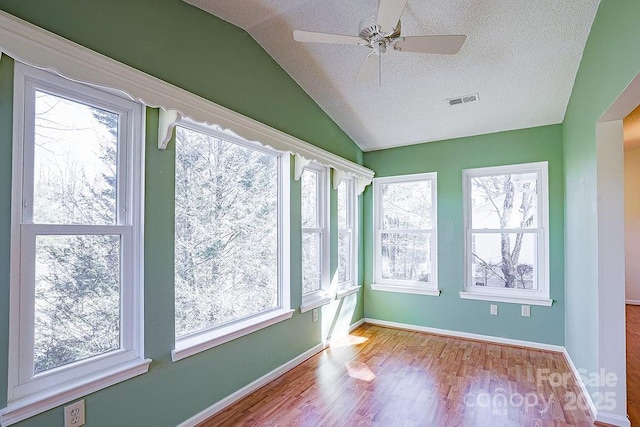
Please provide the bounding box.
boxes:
[292,0,467,86]
[358,14,401,44]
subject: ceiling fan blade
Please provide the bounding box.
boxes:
[355,51,379,83]
[376,0,408,33]
[393,35,467,54]
[293,30,364,46]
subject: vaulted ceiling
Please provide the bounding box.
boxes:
[185,0,600,151]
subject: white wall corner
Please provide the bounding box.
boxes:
[596,119,629,424]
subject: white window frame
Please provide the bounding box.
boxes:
[171,119,293,362]
[460,161,552,306]
[336,176,360,299]
[5,64,150,424]
[371,172,439,296]
[300,163,331,312]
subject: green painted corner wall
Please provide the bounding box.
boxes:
[0,1,364,425]
[362,125,565,345]
[563,0,640,389]
[0,53,14,413]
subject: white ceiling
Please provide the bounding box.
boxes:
[185,0,600,152]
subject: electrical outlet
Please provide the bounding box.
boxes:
[490,304,498,316]
[64,400,85,427]
[312,308,318,322]
[521,305,531,317]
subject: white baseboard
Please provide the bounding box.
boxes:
[625,299,640,305]
[364,318,564,352]
[349,318,365,332]
[596,412,631,426]
[562,348,598,421]
[178,318,365,427]
[177,342,324,427]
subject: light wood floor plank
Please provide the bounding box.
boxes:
[199,324,595,426]
[627,305,640,426]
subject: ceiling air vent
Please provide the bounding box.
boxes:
[448,93,479,106]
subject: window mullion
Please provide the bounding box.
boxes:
[18,229,36,386]
[22,223,130,235]
[21,81,36,224]
[116,111,128,226]
[469,228,540,234]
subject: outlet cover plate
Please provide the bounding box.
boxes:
[490,304,498,316]
[64,400,85,427]
[521,305,531,317]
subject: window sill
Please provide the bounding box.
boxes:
[336,285,361,299]
[172,308,294,362]
[1,358,151,427]
[370,283,440,296]
[459,291,553,306]
[300,293,333,313]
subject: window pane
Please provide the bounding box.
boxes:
[471,232,537,290]
[301,170,318,228]
[33,91,118,225]
[302,232,321,294]
[382,180,432,229]
[337,180,347,229]
[337,231,351,284]
[471,173,538,229]
[34,235,121,374]
[381,232,431,282]
[175,127,279,338]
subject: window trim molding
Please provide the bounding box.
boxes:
[5,63,147,423]
[461,161,551,305]
[336,285,361,299]
[172,309,295,362]
[370,283,441,296]
[1,358,151,427]
[0,11,374,190]
[172,119,292,359]
[372,172,439,292]
[336,176,358,291]
[300,163,331,307]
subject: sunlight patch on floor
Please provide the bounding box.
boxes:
[346,361,376,382]
[330,334,368,348]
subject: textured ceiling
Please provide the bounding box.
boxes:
[185,0,600,151]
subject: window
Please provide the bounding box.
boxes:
[460,162,551,306]
[337,177,359,297]
[7,64,148,414]
[372,173,438,296]
[300,163,331,311]
[172,120,292,361]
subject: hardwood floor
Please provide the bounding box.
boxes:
[199,324,594,426]
[627,304,640,426]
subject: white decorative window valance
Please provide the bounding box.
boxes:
[0,11,374,191]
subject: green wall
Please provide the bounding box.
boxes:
[0,1,364,425]
[362,125,565,345]
[0,52,14,424]
[563,0,640,390]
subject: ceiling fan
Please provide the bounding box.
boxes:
[292,0,466,85]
